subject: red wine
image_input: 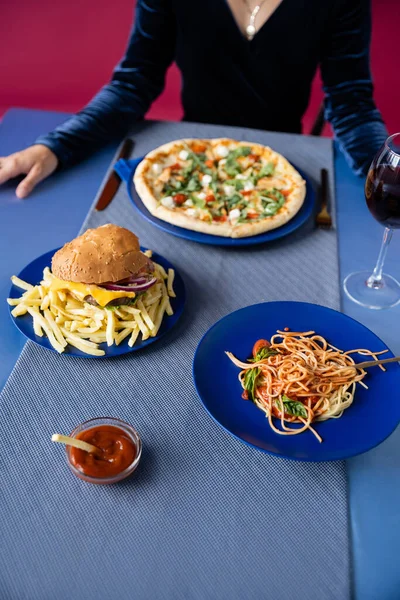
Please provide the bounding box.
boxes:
[365,164,400,228]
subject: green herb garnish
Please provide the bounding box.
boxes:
[182,160,194,178]
[243,367,261,403]
[230,146,252,158]
[226,193,243,209]
[260,188,285,215]
[236,209,251,223]
[261,203,279,217]
[186,173,202,192]
[191,194,206,208]
[279,395,308,418]
[163,180,183,194]
[263,188,285,207]
[188,151,206,169]
[250,347,278,362]
[256,162,275,179]
[224,146,252,177]
[243,346,279,401]
[210,179,218,193]
[201,166,214,175]
[224,159,241,178]
[225,178,244,191]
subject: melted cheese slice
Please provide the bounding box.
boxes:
[49,276,135,307]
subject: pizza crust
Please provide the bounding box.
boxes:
[230,185,306,238]
[133,165,159,214]
[133,138,307,238]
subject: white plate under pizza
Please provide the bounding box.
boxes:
[133,138,310,239]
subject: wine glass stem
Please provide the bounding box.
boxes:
[367,227,393,289]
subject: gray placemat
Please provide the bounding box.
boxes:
[0,122,349,600]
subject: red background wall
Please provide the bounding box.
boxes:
[0,0,398,134]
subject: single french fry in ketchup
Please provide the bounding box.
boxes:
[51,433,102,457]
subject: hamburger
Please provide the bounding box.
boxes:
[50,224,157,308]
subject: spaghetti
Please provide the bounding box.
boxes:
[226,330,387,443]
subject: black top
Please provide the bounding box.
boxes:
[37,0,387,175]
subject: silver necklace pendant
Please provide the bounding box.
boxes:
[246,5,260,41]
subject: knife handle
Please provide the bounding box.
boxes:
[320,168,328,209]
[95,139,134,211]
[116,138,134,163]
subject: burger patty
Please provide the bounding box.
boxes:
[84,295,138,308]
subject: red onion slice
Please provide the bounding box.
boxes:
[121,275,148,285]
[100,276,157,292]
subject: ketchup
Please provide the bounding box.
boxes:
[69,424,137,479]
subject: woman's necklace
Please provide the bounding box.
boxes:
[243,0,269,41]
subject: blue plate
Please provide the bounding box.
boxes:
[8,248,186,358]
[193,301,400,461]
[114,157,315,246]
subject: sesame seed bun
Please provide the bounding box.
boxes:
[51,224,151,284]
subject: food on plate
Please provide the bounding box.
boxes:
[63,418,142,484]
[226,330,387,442]
[7,224,176,355]
[134,138,306,238]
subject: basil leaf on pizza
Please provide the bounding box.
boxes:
[134,138,306,238]
[256,162,275,179]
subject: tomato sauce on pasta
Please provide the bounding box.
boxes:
[226,330,387,442]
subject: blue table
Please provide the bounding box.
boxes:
[1,108,399,600]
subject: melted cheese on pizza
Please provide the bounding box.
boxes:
[143,139,302,226]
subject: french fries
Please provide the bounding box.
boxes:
[167,269,176,298]
[11,276,33,291]
[7,257,176,356]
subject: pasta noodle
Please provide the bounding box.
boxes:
[226,330,388,443]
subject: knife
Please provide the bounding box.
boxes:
[95,139,134,211]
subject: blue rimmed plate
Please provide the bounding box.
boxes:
[193,301,400,461]
[8,248,185,358]
[115,157,315,246]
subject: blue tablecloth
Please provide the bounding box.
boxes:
[0,109,399,600]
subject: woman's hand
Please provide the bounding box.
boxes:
[0,145,58,198]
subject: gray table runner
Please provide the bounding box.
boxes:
[0,122,349,600]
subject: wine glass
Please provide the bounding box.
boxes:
[344,133,400,309]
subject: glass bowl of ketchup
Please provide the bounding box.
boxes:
[66,417,142,484]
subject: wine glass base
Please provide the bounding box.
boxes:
[343,271,400,309]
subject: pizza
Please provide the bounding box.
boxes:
[134,138,306,238]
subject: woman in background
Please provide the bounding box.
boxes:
[0,0,387,198]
